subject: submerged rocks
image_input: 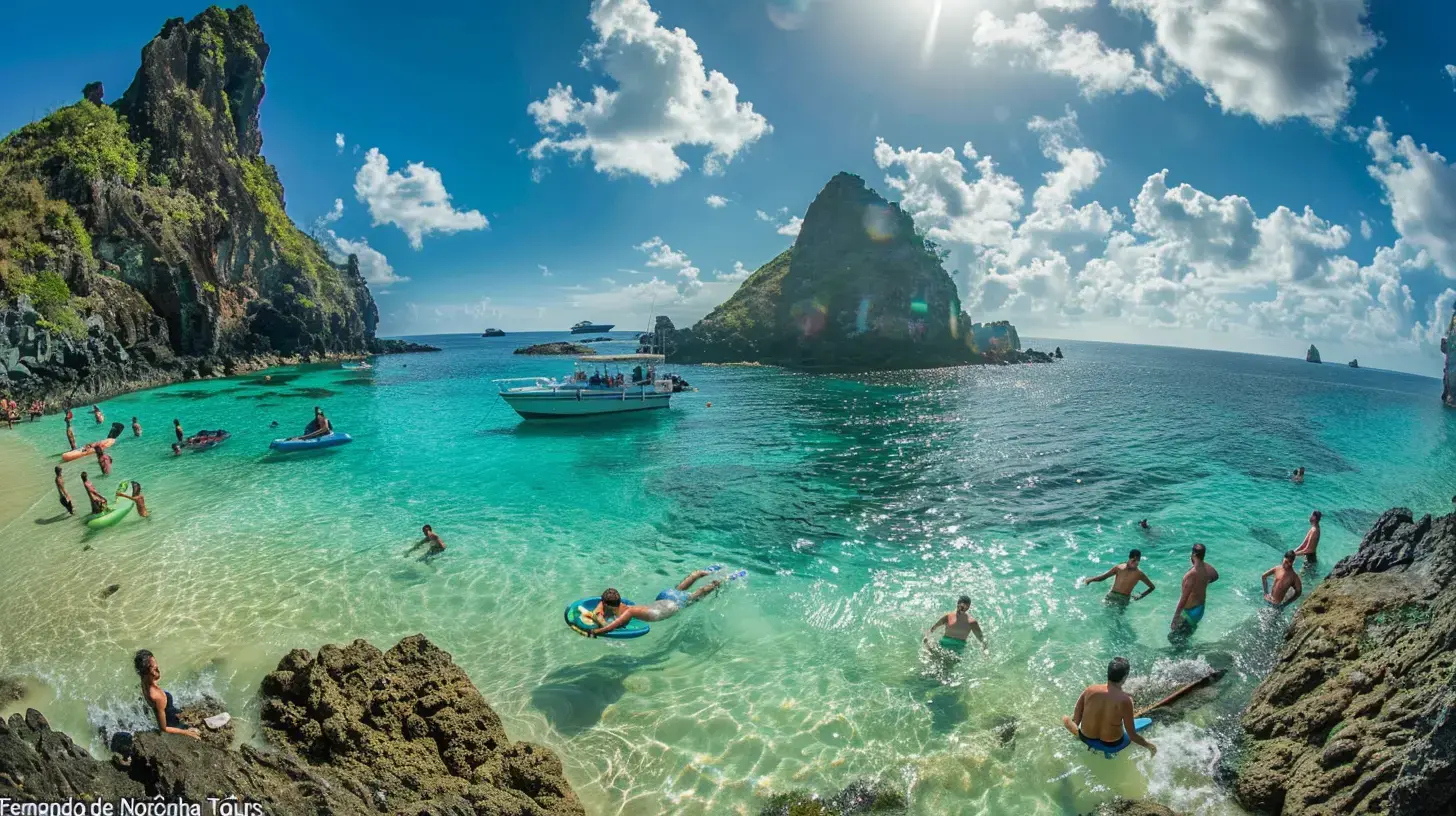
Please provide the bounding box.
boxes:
[0,637,583,816]
[515,342,594,355]
[759,780,907,815]
[1232,508,1456,815]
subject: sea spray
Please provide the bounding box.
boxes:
[1142,721,1228,814]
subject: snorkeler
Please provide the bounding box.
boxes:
[1083,549,1155,602]
[925,595,987,654]
[1262,551,1303,608]
[587,569,725,636]
[1061,657,1156,757]
[1293,510,1321,563]
[54,466,74,515]
[1171,543,1218,633]
[114,481,148,518]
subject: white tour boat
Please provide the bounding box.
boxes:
[494,354,686,419]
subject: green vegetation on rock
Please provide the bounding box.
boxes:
[235,155,343,307]
[0,101,141,185]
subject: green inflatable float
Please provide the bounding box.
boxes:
[87,481,134,529]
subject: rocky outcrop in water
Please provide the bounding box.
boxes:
[671,173,1042,371]
[0,6,383,408]
[1304,345,1321,364]
[1442,306,1455,407]
[0,636,583,816]
[515,342,594,356]
[1232,508,1456,815]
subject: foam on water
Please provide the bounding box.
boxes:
[1,336,1453,815]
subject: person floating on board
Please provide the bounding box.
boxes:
[587,569,726,636]
[1083,549,1155,603]
[1061,656,1156,758]
[173,419,184,443]
[1293,510,1321,564]
[1172,543,1218,634]
[65,420,77,451]
[80,472,108,514]
[131,416,142,437]
[925,595,987,654]
[1262,550,1303,608]
[94,445,112,476]
[54,466,74,516]
[134,650,200,740]
[114,481,148,518]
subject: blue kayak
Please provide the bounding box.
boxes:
[269,432,352,452]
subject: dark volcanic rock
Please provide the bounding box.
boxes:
[514,342,594,356]
[759,779,906,815]
[1232,508,1456,815]
[1089,800,1180,816]
[373,338,441,355]
[673,173,1006,371]
[0,637,583,816]
[0,6,381,407]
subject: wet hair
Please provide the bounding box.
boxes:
[54,465,62,475]
[1128,549,1142,560]
[1107,656,1130,684]
[602,588,621,604]
[174,419,180,424]
[132,416,137,422]
[422,524,433,534]
[132,481,142,494]
[1283,550,1296,563]
[1191,543,1207,561]
[80,471,88,480]
[1311,510,1322,521]
[133,649,155,677]
[957,595,971,606]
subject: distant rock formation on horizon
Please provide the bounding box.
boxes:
[1348,358,1359,368]
[1305,344,1322,364]
[670,172,1042,371]
[515,342,594,355]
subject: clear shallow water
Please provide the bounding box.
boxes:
[1,335,1453,815]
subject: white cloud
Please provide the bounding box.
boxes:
[777,216,803,237]
[636,236,702,294]
[718,260,753,282]
[873,137,1024,249]
[705,194,729,208]
[539,264,553,278]
[755,206,803,238]
[1365,118,1456,278]
[755,209,774,222]
[1445,64,1456,87]
[527,0,771,184]
[335,133,346,153]
[353,148,488,249]
[971,10,1165,98]
[334,236,408,288]
[316,198,344,227]
[1360,219,1372,240]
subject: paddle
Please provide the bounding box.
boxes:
[107,422,125,440]
[1135,669,1225,718]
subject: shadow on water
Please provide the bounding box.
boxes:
[1331,508,1380,537]
[336,378,375,387]
[1248,526,1286,553]
[240,374,299,387]
[530,649,673,737]
[34,513,70,525]
[258,449,343,464]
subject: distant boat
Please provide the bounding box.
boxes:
[482,328,505,337]
[570,320,615,334]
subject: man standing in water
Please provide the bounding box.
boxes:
[54,466,74,515]
[1061,656,1156,757]
[65,419,77,451]
[1082,550,1155,603]
[131,416,142,437]
[173,419,184,443]
[80,471,107,514]
[925,595,988,654]
[1293,510,1321,563]
[1171,543,1218,633]
[420,525,445,554]
[1262,551,1303,608]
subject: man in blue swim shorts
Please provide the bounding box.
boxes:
[1172,543,1219,635]
[1061,657,1157,758]
[588,568,723,637]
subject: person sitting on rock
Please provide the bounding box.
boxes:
[134,650,200,739]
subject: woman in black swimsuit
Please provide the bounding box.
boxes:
[134,650,200,739]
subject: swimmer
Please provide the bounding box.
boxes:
[1083,549,1155,602]
[134,650,200,739]
[95,445,112,476]
[588,569,724,636]
[171,443,182,456]
[420,524,445,553]
[1061,656,1156,757]
[173,419,184,443]
[80,471,108,514]
[131,416,142,437]
[1171,543,1218,633]
[1138,519,1150,530]
[54,466,74,515]
[91,404,103,424]
[114,480,148,518]
[1292,467,1305,484]
[925,595,987,654]
[1262,550,1303,608]
[1293,510,1321,563]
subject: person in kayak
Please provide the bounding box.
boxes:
[54,466,74,516]
[587,569,726,636]
[294,408,332,440]
[114,481,149,518]
[134,650,200,739]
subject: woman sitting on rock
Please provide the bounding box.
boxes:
[135,649,200,739]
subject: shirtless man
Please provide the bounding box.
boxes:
[296,409,332,441]
[925,595,988,654]
[114,481,148,518]
[1061,656,1156,757]
[1083,549,1155,602]
[131,417,142,438]
[95,445,112,476]
[174,419,185,443]
[1293,510,1321,563]
[420,524,445,554]
[65,420,77,451]
[80,472,108,514]
[1171,543,1218,633]
[92,405,104,424]
[1262,550,1303,608]
[54,466,74,515]
[588,569,726,637]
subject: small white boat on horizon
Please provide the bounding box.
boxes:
[494,354,686,419]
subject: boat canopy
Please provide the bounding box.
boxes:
[578,354,665,363]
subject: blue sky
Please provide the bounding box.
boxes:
[2,0,1455,374]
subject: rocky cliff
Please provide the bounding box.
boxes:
[672,172,1039,371]
[1305,345,1321,364]
[1232,508,1456,815]
[0,636,584,816]
[0,6,382,407]
[1442,306,1455,408]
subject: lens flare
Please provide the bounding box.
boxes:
[855,297,871,334]
[863,205,896,242]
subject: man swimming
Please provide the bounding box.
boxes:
[1083,550,1155,602]
[925,595,987,654]
[1061,656,1156,757]
[1262,550,1303,608]
[1293,510,1321,563]
[587,569,725,636]
[420,524,445,553]
[54,466,74,516]
[1171,543,1218,633]
[91,404,104,424]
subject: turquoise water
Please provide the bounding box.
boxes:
[1,335,1453,815]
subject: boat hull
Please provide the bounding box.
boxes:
[570,324,615,334]
[500,390,670,419]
